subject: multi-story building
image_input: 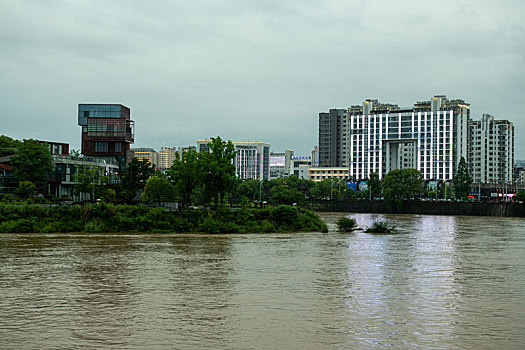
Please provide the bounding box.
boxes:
[306,167,348,182]
[270,150,294,179]
[318,109,349,167]
[290,156,311,177]
[311,146,319,167]
[197,140,271,180]
[78,104,134,171]
[131,148,159,167]
[470,114,514,183]
[158,147,178,170]
[348,95,470,181]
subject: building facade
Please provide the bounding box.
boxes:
[470,114,514,183]
[270,150,294,179]
[311,146,319,167]
[306,167,348,182]
[318,109,349,167]
[78,104,134,171]
[197,140,271,180]
[348,95,470,181]
[131,148,159,167]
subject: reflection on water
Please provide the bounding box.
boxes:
[0,214,524,349]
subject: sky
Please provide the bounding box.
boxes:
[1,0,524,157]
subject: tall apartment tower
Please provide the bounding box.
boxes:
[78,104,135,171]
[348,95,470,181]
[318,109,349,167]
[470,114,514,183]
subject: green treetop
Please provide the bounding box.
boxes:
[10,139,53,192]
[453,157,472,200]
[383,168,424,211]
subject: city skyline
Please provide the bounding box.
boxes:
[1,1,524,157]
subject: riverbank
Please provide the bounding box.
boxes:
[0,203,328,234]
[305,199,525,217]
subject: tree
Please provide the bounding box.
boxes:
[142,176,176,206]
[454,157,472,200]
[120,158,155,202]
[202,137,236,207]
[74,166,100,200]
[514,190,525,202]
[383,168,424,211]
[0,135,22,156]
[270,185,305,205]
[10,139,53,192]
[16,181,36,198]
[236,179,261,200]
[168,148,201,208]
[368,172,382,198]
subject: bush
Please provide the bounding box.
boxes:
[84,219,106,233]
[0,219,33,233]
[259,220,275,233]
[272,205,298,228]
[336,217,357,232]
[198,214,220,234]
[365,220,397,234]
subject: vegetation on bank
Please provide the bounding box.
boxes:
[364,220,397,234]
[336,216,357,232]
[0,203,328,234]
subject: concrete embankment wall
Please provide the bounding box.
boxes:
[305,200,525,217]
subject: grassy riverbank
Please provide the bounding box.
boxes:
[0,203,328,234]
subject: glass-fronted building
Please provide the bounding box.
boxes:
[78,104,134,171]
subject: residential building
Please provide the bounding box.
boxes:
[270,150,294,179]
[40,141,69,156]
[470,114,514,183]
[49,154,119,200]
[78,104,134,171]
[348,95,470,181]
[131,148,159,167]
[514,160,525,185]
[158,147,178,170]
[0,140,119,200]
[318,109,349,167]
[197,140,271,180]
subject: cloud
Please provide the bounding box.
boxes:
[0,0,524,157]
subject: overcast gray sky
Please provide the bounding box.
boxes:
[1,0,524,157]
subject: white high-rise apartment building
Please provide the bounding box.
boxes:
[348,95,470,180]
[470,114,514,183]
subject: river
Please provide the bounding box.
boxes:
[0,213,524,349]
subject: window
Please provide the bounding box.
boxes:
[94,142,108,153]
[115,143,121,152]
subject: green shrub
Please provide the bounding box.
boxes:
[171,217,193,233]
[84,219,106,233]
[365,220,397,234]
[218,221,240,233]
[0,219,33,233]
[336,217,357,232]
[272,205,298,228]
[259,220,275,233]
[198,214,220,234]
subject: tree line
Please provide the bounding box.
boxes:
[0,135,491,207]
